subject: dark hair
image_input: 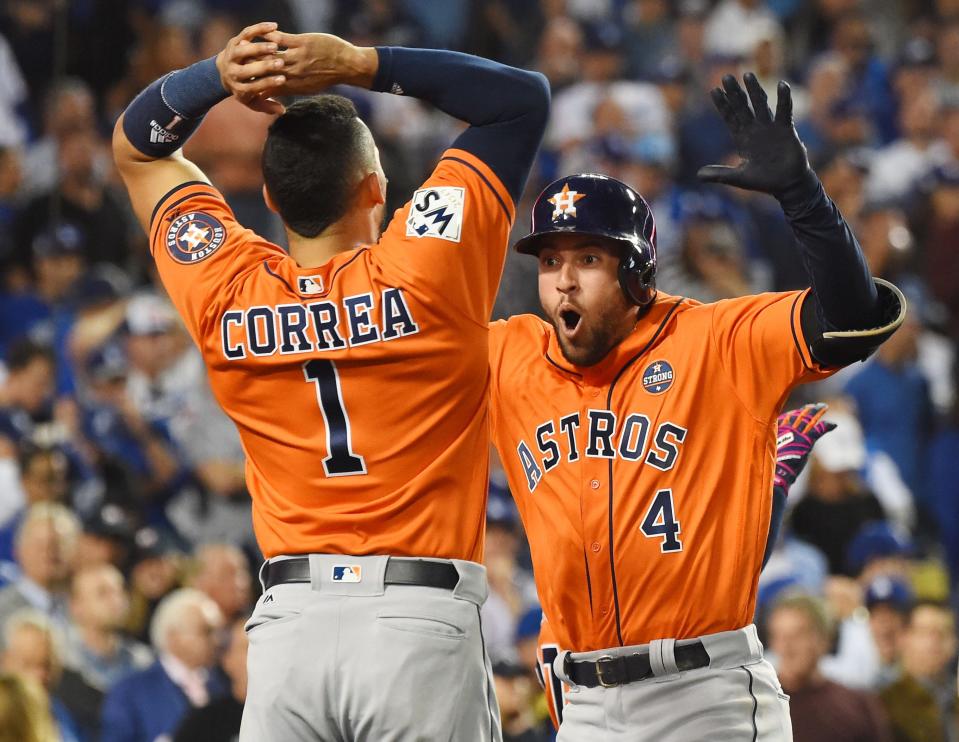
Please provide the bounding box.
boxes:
[5,339,55,373]
[262,95,370,238]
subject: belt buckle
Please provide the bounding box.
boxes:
[594,655,619,688]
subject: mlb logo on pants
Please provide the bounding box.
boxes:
[332,565,362,583]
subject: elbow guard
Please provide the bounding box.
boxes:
[802,278,907,367]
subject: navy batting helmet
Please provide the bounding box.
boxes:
[514,174,657,307]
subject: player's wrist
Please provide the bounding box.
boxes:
[774,167,820,212]
[342,46,378,89]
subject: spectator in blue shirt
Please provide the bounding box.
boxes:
[844,310,933,505]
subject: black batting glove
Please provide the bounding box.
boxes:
[697,73,812,199]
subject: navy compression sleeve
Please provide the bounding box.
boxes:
[371,47,550,203]
[778,171,880,332]
[121,56,228,159]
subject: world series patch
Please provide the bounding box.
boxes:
[406,186,465,243]
[166,211,225,264]
[642,360,674,394]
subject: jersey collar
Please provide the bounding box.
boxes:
[544,294,689,386]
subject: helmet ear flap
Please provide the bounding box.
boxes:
[618,243,657,307]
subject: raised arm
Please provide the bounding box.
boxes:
[698,73,906,367]
[112,22,285,231]
[252,32,551,203]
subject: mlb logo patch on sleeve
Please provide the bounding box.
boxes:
[332,565,362,583]
[406,187,465,243]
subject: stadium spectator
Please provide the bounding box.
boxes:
[0,33,27,150]
[187,544,252,624]
[788,417,887,576]
[892,38,939,111]
[795,53,854,160]
[865,86,949,204]
[703,0,781,60]
[919,158,959,338]
[73,503,137,570]
[864,575,913,688]
[658,213,755,302]
[547,22,672,167]
[0,145,21,257]
[0,672,57,742]
[78,344,182,513]
[846,521,916,587]
[0,502,78,636]
[0,339,56,447]
[482,488,538,663]
[124,526,183,644]
[623,0,676,80]
[880,601,958,742]
[844,309,934,501]
[15,126,132,270]
[492,660,550,742]
[533,15,584,92]
[17,78,97,201]
[829,9,897,145]
[66,563,152,691]
[818,150,869,231]
[935,19,959,101]
[0,444,69,562]
[857,203,913,280]
[0,610,82,742]
[101,588,225,742]
[767,594,893,742]
[174,616,248,742]
[929,383,959,597]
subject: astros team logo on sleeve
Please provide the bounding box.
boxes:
[165,212,226,264]
[642,360,674,394]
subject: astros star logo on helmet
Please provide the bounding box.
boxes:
[548,183,585,220]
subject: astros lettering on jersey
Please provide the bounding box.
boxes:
[149,148,513,560]
[489,287,834,653]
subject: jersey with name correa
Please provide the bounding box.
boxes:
[489,290,834,652]
[149,148,513,559]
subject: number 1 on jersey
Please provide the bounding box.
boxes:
[640,489,682,552]
[303,359,367,477]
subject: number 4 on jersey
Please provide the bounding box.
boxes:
[303,360,367,477]
[640,489,682,552]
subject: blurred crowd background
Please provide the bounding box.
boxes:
[0,0,957,740]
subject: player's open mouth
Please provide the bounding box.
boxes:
[559,309,582,335]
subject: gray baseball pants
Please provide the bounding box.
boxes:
[554,624,792,742]
[240,554,501,742]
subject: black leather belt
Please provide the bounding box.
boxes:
[262,557,460,591]
[565,641,710,688]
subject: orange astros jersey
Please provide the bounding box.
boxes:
[489,290,835,653]
[149,149,513,559]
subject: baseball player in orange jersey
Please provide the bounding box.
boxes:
[111,23,549,741]
[488,73,905,741]
[534,404,837,731]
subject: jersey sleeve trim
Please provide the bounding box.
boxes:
[440,148,515,225]
[789,288,827,372]
[789,291,814,372]
[149,179,208,225]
